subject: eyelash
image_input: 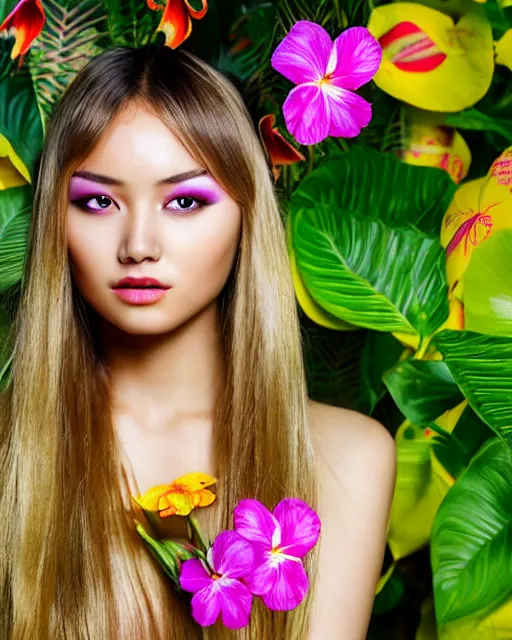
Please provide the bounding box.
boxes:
[70,194,210,215]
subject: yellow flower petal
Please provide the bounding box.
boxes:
[171,472,217,492]
[441,147,512,299]
[403,109,471,184]
[160,492,195,517]
[387,419,455,560]
[496,30,512,72]
[368,3,494,111]
[0,133,30,188]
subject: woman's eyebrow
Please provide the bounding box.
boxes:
[71,168,208,186]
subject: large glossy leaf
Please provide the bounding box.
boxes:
[432,436,512,625]
[292,208,449,336]
[290,146,457,236]
[0,186,31,293]
[464,229,512,337]
[383,360,463,426]
[286,211,354,330]
[0,73,43,179]
[434,330,512,443]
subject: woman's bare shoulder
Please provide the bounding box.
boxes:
[307,398,395,469]
[305,399,397,639]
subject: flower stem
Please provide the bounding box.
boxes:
[307,145,315,174]
[188,515,208,553]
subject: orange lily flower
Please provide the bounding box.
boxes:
[147,0,208,50]
[0,0,45,61]
[134,472,217,517]
[258,114,305,182]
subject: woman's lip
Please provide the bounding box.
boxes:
[111,287,170,305]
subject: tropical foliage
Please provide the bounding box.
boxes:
[1,0,512,637]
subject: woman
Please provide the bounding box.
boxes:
[0,44,396,639]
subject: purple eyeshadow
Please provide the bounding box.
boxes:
[69,176,114,201]
[168,176,225,203]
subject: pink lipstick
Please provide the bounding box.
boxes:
[112,276,171,305]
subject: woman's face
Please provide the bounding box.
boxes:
[66,102,242,335]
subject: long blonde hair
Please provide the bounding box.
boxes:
[0,45,318,639]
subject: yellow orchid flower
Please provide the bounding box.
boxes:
[441,146,512,300]
[134,472,217,517]
[403,109,471,184]
[367,3,493,112]
[0,133,30,189]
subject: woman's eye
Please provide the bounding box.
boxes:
[166,196,208,214]
[70,194,209,215]
[72,195,113,213]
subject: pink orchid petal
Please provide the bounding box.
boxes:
[211,530,254,579]
[273,498,321,558]
[329,27,382,91]
[261,559,309,611]
[245,545,277,596]
[324,85,373,138]
[191,583,221,627]
[234,499,279,548]
[179,558,212,594]
[282,83,330,145]
[219,578,253,629]
[271,20,333,84]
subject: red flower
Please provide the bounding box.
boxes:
[258,114,305,182]
[0,0,45,61]
[147,0,208,50]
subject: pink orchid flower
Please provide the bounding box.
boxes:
[271,21,382,145]
[179,530,254,629]
[234,498,321,611]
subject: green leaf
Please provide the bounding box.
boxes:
[464,229,512,337]
[0,73,44,178]
[292,208,449,336]
[135,522,198,586]
[290,146,457,236]
[432,436,512,625]
[102,0,160,48]
[358,331,404,414]
[444,108,512,145]
[434,330,512,444]
[432,405,493,479]
[383,360,464,426]
[372,564,406,615]
[0,185,31,293]
[26,0,107,127]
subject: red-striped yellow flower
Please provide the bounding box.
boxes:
[441,147,512,300]
[402,108,471,184]
[368,3,493,112]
